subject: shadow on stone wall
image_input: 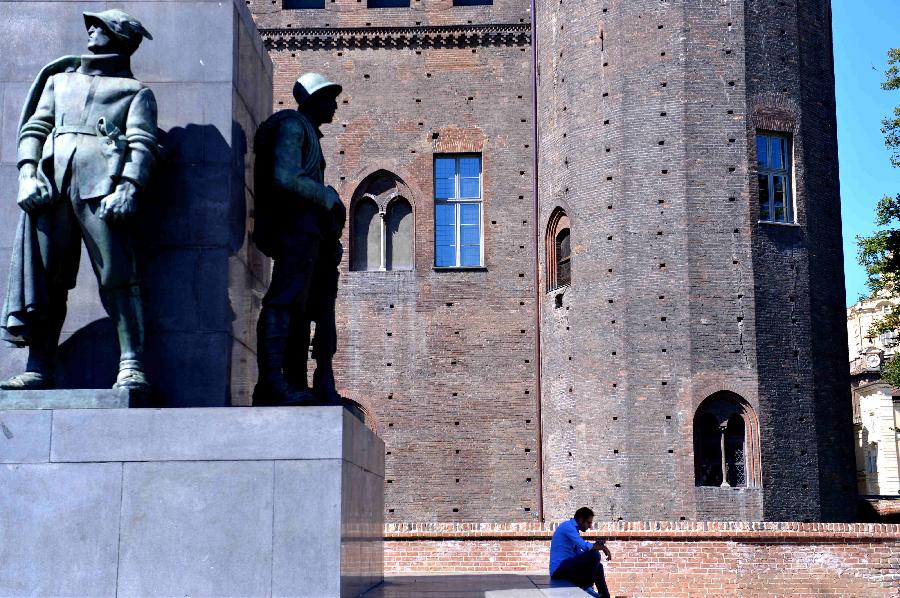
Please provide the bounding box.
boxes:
[47,122,251,407]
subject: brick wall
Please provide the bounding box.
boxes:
[385,522,900,597]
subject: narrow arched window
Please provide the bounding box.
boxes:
[386,198,413,271]
[351,198,380,272]
[546,208,572,291]
[693,392,761,488]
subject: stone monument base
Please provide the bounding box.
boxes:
[0,403,384,597]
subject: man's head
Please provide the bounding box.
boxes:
[574,506,594,532]
[84,10,153,56]
[293,73,342,126]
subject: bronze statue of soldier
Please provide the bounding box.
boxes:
[0,10,158,391]
[253,73,346,406]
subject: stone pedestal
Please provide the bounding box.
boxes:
[0,405,384,597]
[0,0,273,407]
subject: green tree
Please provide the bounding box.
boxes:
[857,48,900,385]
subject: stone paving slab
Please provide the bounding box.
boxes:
[361,575,592,598]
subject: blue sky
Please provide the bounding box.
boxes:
[834,0,900,306]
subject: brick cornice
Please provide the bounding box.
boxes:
[384,522,900,542]
[260,23,531,51]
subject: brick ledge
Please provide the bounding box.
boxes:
[384,521,900,542]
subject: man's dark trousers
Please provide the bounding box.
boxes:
[551,550,610,598]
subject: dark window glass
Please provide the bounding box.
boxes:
[556,228,571,288]
[368,0,410,6]
[695,413,723,487]
[453,0,493,5]
[284,0,325,8]
[724,415,746,487]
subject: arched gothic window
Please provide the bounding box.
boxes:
[546,208,572,291]
[350,171,415,272]
[693,392,761,488]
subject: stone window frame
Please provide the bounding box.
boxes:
[693,392,762,489]
[350,172,416,272]
[545,208,571,292]
[433,154,484,269]
[755,131,795,224]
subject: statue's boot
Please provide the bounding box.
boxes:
[253,307,316,406]
[102,286,150,392]
[312,359,342,406]
[283,309,311,392]
[0,295,66,390]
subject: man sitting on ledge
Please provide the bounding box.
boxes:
[549,506,613,598]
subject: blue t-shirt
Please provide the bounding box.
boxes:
[549,518,594,575]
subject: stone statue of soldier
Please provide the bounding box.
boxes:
[252,73,346,406]
[0,10,158,391]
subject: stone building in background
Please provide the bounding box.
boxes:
[847,295,900,500]
[248,0,857,522]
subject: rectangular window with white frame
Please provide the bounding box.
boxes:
[434,155,483,268]
[756,133,794,224]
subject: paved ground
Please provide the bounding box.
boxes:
[361,575,594,597]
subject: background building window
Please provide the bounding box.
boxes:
[693,392,761,488]
[545,208,572,291]
[453,0,493,5]
[351,172,415,272]
[367,0,410,6]
[756,133,793,223]
[434,155,483,268]
[283,0,325,8]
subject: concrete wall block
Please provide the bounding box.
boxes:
[116,1,235,84]
[50,406,349,462]
[116,460,274,598]
[272,460,342,597]
[0,462,122,597]
[0,2,107,83]
[0,410,50,463]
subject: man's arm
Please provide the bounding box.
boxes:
[562,523,594,553]
[593,540,612,561]
[16,76,55,212]
[271,117,339,212]
[120,87,158,188]
[17,76,56,169]
[99,87,158,222]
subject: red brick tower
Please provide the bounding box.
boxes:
[535,0,856,521]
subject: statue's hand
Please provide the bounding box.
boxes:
[16,169,52,213]
[98,181,138,223]
[323,185,341,211]
[331,196,346,233]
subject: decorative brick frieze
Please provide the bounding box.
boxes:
[260,23,530,51]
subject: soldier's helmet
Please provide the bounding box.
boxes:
[83,9,153,55]
[293,73,342,107]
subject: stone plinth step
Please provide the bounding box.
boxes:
[0,389,133,410]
